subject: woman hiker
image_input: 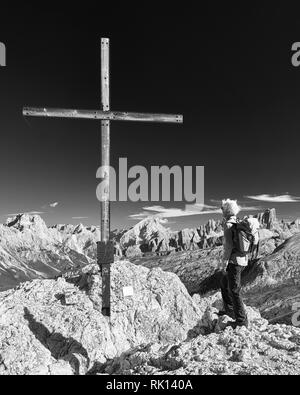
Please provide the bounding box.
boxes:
[218,199,249,329]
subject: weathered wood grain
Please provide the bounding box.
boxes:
[101,38,111,244]
[23,108,183,124]
[100,38,112,317]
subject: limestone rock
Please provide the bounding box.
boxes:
[243,233,300,323]
[103,303,300,376]
[256,208,277,230]
[0,261,203,375]
[1,257,300,375]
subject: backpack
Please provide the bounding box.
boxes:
[233,217,260,255]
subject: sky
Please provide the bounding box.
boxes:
[1,4,300,231]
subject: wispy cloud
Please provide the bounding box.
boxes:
[130,206,220,220]
[130,203,261,221]
[241,206,263,211]
[246,194,300,203]
[6,211,45,217]
[72,217,89,220]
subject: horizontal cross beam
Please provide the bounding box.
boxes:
[23,107,183,124]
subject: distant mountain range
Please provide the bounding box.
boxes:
[119,208,300,257]
[0,209,299,291]
[0,214,97,291]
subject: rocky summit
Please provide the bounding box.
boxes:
[0,261,202,375]
[0,262,300,375]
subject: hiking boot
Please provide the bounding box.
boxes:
[227,320,249,330]
[217,310,235,320]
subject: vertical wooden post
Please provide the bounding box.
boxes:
[101,38,111,242]
[99,38,114,317]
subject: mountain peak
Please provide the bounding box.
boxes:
[120,216,171,253]
[137,215,169,228]
[6,213,47,232]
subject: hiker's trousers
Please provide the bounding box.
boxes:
[220,263,247,324]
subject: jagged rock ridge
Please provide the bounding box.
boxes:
[121,208,300,257]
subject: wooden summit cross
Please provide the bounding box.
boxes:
[23,38,183,317]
